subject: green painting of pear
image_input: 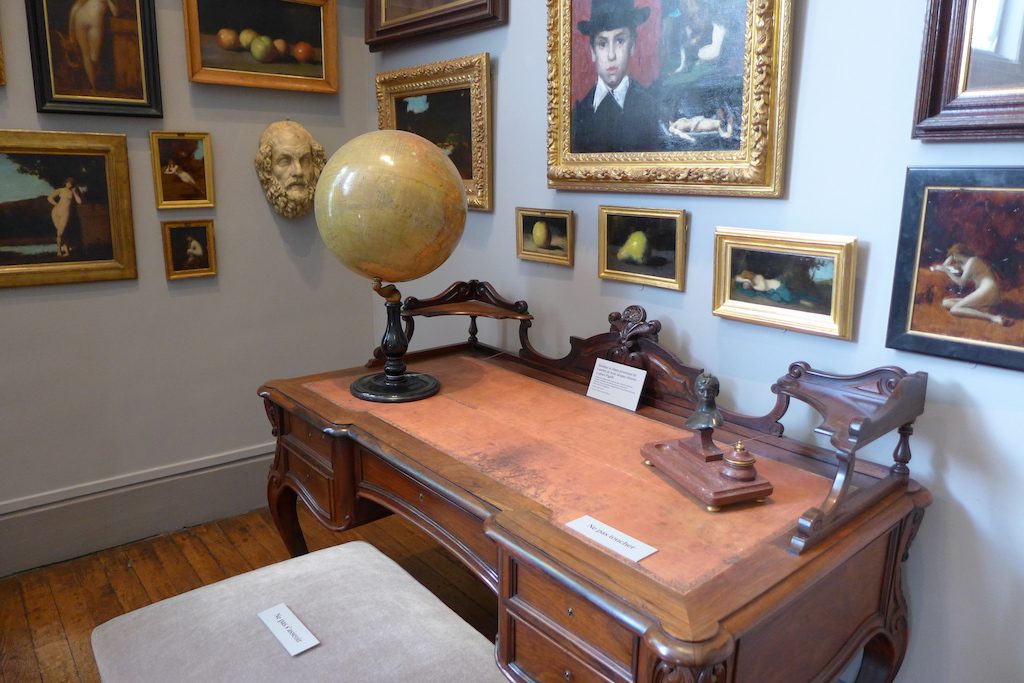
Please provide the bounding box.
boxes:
[532,220,551,249]
[617,230,650,265]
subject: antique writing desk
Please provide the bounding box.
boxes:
[259,304,930,683]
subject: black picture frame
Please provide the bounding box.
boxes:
[887,167,1024,371]
[25,0,162,117]
[913,0,1024,140]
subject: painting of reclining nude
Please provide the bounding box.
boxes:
[888,167,1024,371]
[0,130,136,288]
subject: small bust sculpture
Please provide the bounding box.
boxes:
[254,120,326,218]
[686,372,724,431]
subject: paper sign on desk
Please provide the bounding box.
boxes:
[258,603,320,656]
[586,358,647,411]
[567,515,658,562]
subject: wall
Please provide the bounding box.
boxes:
[376,1,1023,681]
[0,0,375,575]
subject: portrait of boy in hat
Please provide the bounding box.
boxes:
[571,0,660,153]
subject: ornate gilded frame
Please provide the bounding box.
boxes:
[377,52,492,211]
[0,130,137,289]
[713,227,857,339]
[516,207,575,266]
[183,0,338,93]
[162,219,217,280]
[365,0,508,51]
[149,132,215,210]
[547,0,792,197]
[598,205,687,291]
[913,0,1024,139]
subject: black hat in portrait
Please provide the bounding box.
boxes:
[577,0,651,36]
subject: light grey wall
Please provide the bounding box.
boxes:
[377,1,1023,681]
[0,0,375,571]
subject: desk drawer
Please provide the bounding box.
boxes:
[510,616,613,683]
[285,415,333,461]
[285,449,332,518]
[361,454,496,570]
[514,561,634,670]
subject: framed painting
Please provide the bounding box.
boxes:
[365,0,508,51]
[0,30,6,86]
[913,0,1024,140]
[183,0,338,93]
[516,207,575,266]
[162,219,217,280]
[887,167,1024,370]
[713,227,857,339]
[0,130,137,288]
[377,52,492,210]
[149,132,214,209]
[598,205,686,290]
[24,0,162,116]
[547,0,792,197]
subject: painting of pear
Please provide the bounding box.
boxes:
[532,220,551,249]
[617,230,650,264]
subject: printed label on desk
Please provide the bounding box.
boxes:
[586,358,647,411]
[258,603,320,656]
[567,515,658,562]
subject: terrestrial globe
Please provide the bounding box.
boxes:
[314,129,467,402]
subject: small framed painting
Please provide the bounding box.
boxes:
[0,30,6,86]
[183,0,338,93]
[162,219,217,280]
[376,52,492,211]
[149,132,214,209]
[516,207,575,266]
[598,206,687,291]
[0,130,137,289]
[365,0,508,51]
[25,0,162,116]
[887,167,1024,370]
[713,227,857,339]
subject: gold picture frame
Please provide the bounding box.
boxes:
[162,219,217,280]
[598,205,687,291]
[1,130,137,289]
[713,227,857,339]
[183,0,338,93]
[516,207,575,266]
[0,30,6,86]
[149,132,214,209]
[547,0,792,197]
[376,52,492,211]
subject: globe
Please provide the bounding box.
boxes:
[314,129,467,284]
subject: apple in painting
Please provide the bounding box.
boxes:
[250,36,279,62]
[291,41,313,64]
[216,28,241,50]
[617,230,650,264]
[238,28,259,49]
[273,38,288,56]
[531,220,551,249]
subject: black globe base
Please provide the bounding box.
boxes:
[350,371,440,403]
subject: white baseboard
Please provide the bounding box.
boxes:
[0,451,275,578]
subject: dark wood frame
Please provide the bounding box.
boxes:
[365,0,508,51]
[183,0,339,93]
[886,166,1024,370]
[24,0,162,117]
[913,0,1024,139]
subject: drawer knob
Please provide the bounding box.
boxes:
[418,493,425,502]
[563,670,572,681]
[566,607,575,618]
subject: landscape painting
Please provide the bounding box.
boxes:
[394,89,473,179]
[0,130,136,288]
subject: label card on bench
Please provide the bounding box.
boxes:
[258,603,320,656]
[567,515,658,562]
[586,358,647,411]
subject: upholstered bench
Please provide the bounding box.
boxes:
[91,541,506,682]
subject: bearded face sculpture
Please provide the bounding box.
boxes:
[254,120,327,218]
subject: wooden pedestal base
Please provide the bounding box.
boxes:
[642,439,774,511]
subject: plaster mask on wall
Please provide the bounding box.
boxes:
[254,120,327,219]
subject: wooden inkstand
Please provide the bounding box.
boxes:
[642,373,774,511]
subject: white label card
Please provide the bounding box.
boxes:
[258,603,320,656]
[586,358,647,412]
[566,515,658,562]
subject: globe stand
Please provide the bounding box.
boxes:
[350,281,440,403]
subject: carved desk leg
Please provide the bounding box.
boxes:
[267,464,308,556]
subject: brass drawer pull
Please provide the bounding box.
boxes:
[563,670,572,681]
[566,607,574,617]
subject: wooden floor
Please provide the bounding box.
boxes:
[0,507,497,683]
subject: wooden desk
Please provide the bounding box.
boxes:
[260,327,929,683]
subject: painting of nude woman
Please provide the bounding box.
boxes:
[25,0,162,116]
[887,167,1024,371]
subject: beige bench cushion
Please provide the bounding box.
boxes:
[91,540,505,682]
